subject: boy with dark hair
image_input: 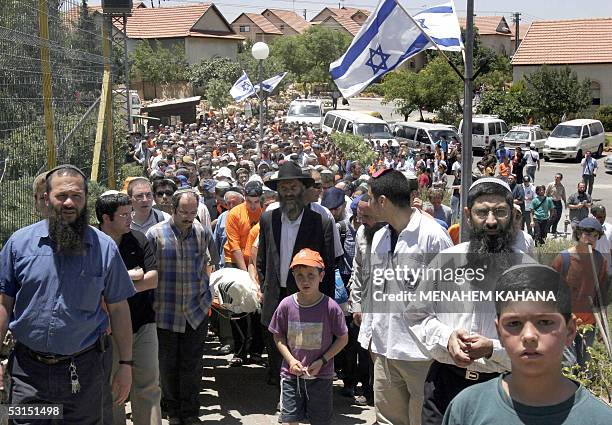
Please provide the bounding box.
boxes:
[269,248,349,425]
[442,264,611,424]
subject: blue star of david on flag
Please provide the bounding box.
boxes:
[365,44,391,75]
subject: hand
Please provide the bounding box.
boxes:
[447,329,473,368]
[112,364,132,405]
[463,333,494,360]
[353,312,362,327]
[256,290,263,303]
[412,196,423,210]
[128,267,144,282]
[289,360,306,377]
[306,359,324,377]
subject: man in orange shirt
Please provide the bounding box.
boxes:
[223,181,264,366]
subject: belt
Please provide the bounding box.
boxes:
[436,361,500,382]
[19,335,108,365]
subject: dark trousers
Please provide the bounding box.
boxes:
[341,317,373,397]
[9,342,110,425]
[582,174,595,195]
[230,312,265,359]
[523,210,533,235]
[534,218,549,246]
[157,317,208,420]
[422,361,499,425]
[549,200,563,234]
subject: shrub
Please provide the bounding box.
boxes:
[594,105,612,132]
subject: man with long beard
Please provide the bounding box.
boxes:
[257,161,337,385]
[409,178,534,425]
[0,165,135,424]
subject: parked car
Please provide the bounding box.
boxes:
[543,119,605,162]
[604,154,612,172]
[392,121,461,150]
[285,99,325,128]
[322,110,397,146]
[502,125,548,152]
[459,115,508,152]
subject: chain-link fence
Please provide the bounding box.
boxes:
[0,0,124,245]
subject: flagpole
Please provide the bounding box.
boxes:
[460,0,474,242]
[392,0,464,81]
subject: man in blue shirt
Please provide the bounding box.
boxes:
[0,165,136,424]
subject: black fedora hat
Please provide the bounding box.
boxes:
[267,161,314,191]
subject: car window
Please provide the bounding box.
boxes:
[395,126,405,138]
[336,119,347,132]
[473,122,484,135]
[324,114,335,128]
[404,126,417,140]
[596,122,605,134]
[494,122,501,135]
[536,131,547,140]
[550,125,581,138]
[346,121,354,133]
[582,125,590,138]
[417,129,430,143]
[487,123,494,135]
[589,123,600,136]
[500,121,508,133]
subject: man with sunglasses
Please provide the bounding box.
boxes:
[97,192,162,425]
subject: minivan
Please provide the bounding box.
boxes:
[285,98,325,128]
[459,115,508,152]
[543,119,605,162]
[322,110,397,146]
[392,122,461,150]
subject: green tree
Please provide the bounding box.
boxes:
[330,132,377,167]
[477,80,532,125]
[524,65,591,128]
[237,40,285,92]
[205,79,232,118]
[380,69,422,120]
[130,40,189,98]
[190,57,241,92]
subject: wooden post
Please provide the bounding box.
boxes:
[92,18,112,183]
[105,79,115,189]
[38,0,56,169]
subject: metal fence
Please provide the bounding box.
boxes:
[0,0,123,245]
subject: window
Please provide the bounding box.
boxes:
[404,126,417,140]
[500,121,508,133]
[536,130,547,140]
[582,125,591,138]
[473,122,484,135]
[336,118,347,132]
[589,123,601,136]
[324,114,335,128]
[591,81,601,105]
[417,129,430,143]
[488,123,496,135]
[280,24,285,31]
[239,25,250,33]
[346,122,354,133]
[595,122,605,134]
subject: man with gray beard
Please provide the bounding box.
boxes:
[409,178,535,425]
[256,161,337,385]
[0,165,135,425]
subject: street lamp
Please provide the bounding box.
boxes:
[251,42,269,152]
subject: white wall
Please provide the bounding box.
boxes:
[185,37,239,65]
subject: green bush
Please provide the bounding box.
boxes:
[594,105,612,133]
[330,132,377,167]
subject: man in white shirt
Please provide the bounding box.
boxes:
[522,175,536,235]
[591,205,612,276]
[362,169,453,425]
[581,150,598,195]
[409,178,534,425]
[523,142,540,183]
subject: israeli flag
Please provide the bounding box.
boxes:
[257,72,288,93]
[230,71,256,102]
[330,0,463,98]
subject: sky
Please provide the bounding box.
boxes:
[90,0,612,23]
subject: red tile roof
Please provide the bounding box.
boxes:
[459,16,512,36]
[125,4,211,38]
[263,9,311,33]
[510,22,530,41]
[320,15,361,36]
[238,13,283,35]
[332,7,370,19]
[512,18,612,65]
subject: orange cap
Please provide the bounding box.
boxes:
[290,248,325,269]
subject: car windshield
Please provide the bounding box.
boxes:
[550,125,581,138]
[288,104,321,117]
[429,129,459,142]
[504,131,530,140]
[356,123,392,138]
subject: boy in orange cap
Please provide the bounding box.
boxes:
[268,248,349,425]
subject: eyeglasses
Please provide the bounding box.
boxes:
[133,192,153,200]
[155,190,174,197]
[472,207,510,219]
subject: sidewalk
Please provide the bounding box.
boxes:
[126,339,376,424]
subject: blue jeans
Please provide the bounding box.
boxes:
[563,328,596,369]
[525,166,536,183]
[9,341,110,425]
[451,195,460,222]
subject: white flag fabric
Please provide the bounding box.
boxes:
[330,0,463,98]
[230,71,256,102]
[256,72,288,93]
[410,1,463,52]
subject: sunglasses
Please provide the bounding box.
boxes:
[156,190,174,197]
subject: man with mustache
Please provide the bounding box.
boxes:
[257,161,337,386]
[0,165,135,424]
[410,178,534,425]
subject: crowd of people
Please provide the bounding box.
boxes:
[0,110,611,425]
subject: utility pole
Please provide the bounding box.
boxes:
[303,9,307,20]
[513,12,521,53]
[460,0,474,242]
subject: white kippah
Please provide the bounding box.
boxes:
[469,177,511,193]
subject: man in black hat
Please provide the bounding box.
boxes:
[257,161,337,385]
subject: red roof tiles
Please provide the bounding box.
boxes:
[263,9,311,34]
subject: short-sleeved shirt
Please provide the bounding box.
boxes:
[131,208,170,235]
[0,221,136,355]
[442,374,612,425]
[433,204,453,228]
[118,230,157,333]
[223,202,262,264]
[568,192,592,224]
[268,294,348,380]
[530,196,554,221]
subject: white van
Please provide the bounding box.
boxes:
[322,110,397,146]
[392,122,461,150]
[285,99,325,128]
[459,115,508,152]
[543,119,605,161]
